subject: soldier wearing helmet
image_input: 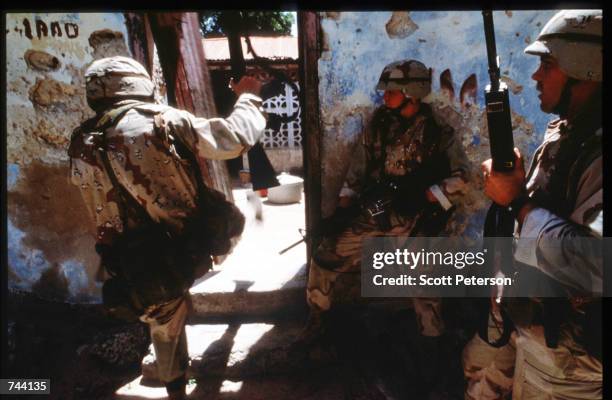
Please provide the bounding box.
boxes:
[464,10,603,399]
[301,59,470,396]
[68,56,265,400]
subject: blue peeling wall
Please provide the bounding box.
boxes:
[6,13,133,302]
[317,11,556,238]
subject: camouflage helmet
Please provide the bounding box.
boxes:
[376,59,432,99]
[524,10,602,82]
[85,56,155,103]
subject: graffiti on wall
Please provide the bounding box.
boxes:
[14,17,80,40]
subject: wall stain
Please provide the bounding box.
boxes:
[88,29,129,60]
[29,77,77,107]
[501,75,524,95]
[385,12,419,39]
[31,119,70,148]
[7,162,99,297]
[8,69,91,165]
[459,73,477,109]
[31,263,70,302]
[320,30,331,61]
[24,49,61,71]
[440,69,455,101]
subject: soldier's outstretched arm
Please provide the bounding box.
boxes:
[163,92,267,161]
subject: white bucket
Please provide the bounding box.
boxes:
[267,173,303,204]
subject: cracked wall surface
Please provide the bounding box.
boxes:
[6,13,133,302]
[317,11,556,238]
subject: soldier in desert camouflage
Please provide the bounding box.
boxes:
[303,59,471,394]
[68,56,266,400]
[464,9,603,400]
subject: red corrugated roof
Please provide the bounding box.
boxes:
[203,36,298,61]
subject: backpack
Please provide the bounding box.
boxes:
[83,102,245,321]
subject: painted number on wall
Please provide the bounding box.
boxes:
[18,18,79,40]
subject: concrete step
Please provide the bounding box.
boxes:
[188,188,309,320]
[189,264,309,320]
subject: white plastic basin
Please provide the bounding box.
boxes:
[267,173,303,204]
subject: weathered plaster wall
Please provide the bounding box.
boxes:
[6,13,133,302]
[318,11,556,238]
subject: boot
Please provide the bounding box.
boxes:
[165,375,186,400]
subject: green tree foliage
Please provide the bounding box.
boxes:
[200,11,294,37]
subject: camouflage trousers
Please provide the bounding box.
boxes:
[306,210,445,337]
[462,311,602,399]
[140,293,191,384]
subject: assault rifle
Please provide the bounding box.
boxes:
[478,10,516,348]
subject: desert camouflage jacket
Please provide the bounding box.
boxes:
[68,94,266,246]
[514,101,603,295]
[344,103,470,210]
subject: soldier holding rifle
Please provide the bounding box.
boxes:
[464,10,603,399]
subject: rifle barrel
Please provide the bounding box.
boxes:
[482,10,500,88]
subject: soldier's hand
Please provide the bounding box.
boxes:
[482,147,526,207]
[229,76,262,97]
[425,188,438,203]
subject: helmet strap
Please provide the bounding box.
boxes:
[399,96,412,111]
[386,95,412,118]
[398,89,416,109]
[553,77,577,118]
